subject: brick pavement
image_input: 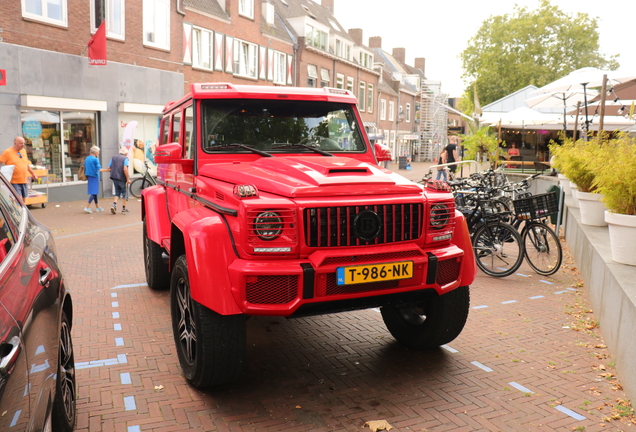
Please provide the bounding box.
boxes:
[29,184,635,432]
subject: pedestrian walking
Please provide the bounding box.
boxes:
[84,146,103,213]
[0,136,38,199]
[102,147,131,215]
[435,149,448,182]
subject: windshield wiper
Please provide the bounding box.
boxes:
[209,143,273,157]
[270,144,334,157]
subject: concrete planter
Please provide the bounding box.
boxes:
[558,174,571,195]
[577,192,607,226]
[605,211,636,266]
[569,182,579,208]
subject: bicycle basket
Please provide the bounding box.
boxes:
[513,191,559,220]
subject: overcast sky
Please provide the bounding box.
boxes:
[331,0,636,97]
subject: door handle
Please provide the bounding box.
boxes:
[0,336,21,375]
[39,267,53,286]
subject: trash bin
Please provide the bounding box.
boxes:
[398,156,408,170]
[547,184,563,225]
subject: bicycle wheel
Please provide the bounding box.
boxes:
[129,177,146,198]
[472,221,524,278]
[522,222,562,276]
[491,198,513,224]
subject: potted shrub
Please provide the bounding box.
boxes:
[549,140,572,195]
[593,134,636,265]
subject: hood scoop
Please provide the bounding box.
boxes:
[327,167,370,174]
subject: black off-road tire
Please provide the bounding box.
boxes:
[170,255,246,388]
[52,311,76,432]
[143,219,170,291]
[380,285,470,350]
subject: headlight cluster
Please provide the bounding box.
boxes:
[253,211,284,241]
[430,204,451,228]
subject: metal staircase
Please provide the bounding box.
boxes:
[417,80,448,162]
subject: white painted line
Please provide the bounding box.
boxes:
[112,312,120,319]
[128,426,141,432]
[470,361,493,372]
[30,359,51,374]
[35,345,45,355]
[120,372,132,385]
[111,301,119,307]
[516,273,530,277]
[441,345,458,353]
[112,283,148,289]
[566,288,577,291]
[473,305,488,309]
[114,323,122,331]
[529,295,544,299]
[56,222,142,239]
[555,405,586,421]
[111,293,118,298]
[10,410,21,427]
[124,396,136,411]
[509,381,534,394]
[554,290,568,294]
[115,338,124,346]
[539,280,554,285]
[371,308,381,313]
[501,300,517,304]
[76,354,127,370]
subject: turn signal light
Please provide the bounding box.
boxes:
[425,179,451,192]
[234,184,259,198]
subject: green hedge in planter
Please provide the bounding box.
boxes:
[591,134,636,216]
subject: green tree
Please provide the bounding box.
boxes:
[460,0,619,107]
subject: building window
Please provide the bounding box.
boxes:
[143,0,170,50]
[389,101,395,121]
[336,74,344,89]
[307,64,318,87]
[346,77,354,93]
[239,0,254,19]
[380,99,386,121]
[23,0,67,26]
[320,69,330,88]
[367,84,374,113]
[233,39,258,78]
[406,103,411,122]
[358,81,366,112]
[273,51,286,84]
[359,52,373,68]
[306,24,327,51]
[192,27,212,69]
[91,0,125,39]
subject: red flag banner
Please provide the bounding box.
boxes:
[88,22,107,66]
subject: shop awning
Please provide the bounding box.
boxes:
[363,121,378,129]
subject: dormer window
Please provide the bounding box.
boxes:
[239,0,254,19]
[306,24,327,51]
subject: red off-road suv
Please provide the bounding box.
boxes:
[142,83,476,388]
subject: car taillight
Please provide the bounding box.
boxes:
[253,211,284,241]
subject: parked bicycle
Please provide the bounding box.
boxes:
[129,161,157,198]
[456,189,524,278]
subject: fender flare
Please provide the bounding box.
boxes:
[141,185,171,246]
[171,207,242,315]
[451,210,477,287]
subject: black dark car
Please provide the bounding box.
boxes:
[0,176,76,431]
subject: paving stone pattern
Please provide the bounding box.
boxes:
[31,190,635,431]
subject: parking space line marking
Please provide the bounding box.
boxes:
[501,300,517,304]
[117,354,127,363]
[539,280,554,284]
[529,295,544,299]
[516,273,530,277]
[114,323,122,331]
[441,345,458,353]
[120,373,131,385]
[128,426,141,432]
[115,338,124,346]
[76,354,128,370]
[509,381,534,394]
[567,288,577,291]
[470,361,493,372]
[56,222,142,239]
[555,405,586,421]
[30,359,50,373]
[112,312,119,319]
[112,283,148,289]
[112,301,119,307]
[111,293,118,298]
[554,290,569,294]
[10,410,21,427]
[35,345,45,354]
[123,396,136,411]
[473,305,488,309]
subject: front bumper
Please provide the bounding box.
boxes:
[227,242,466,317]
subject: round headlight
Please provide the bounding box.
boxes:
[430,204,450,228]
[254,211,283,240]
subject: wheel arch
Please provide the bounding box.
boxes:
[450,211,477,287]
[141,186,171,246]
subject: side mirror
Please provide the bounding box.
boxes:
[374,143,392,162]
[154,143,182,164]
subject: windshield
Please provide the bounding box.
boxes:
[201,99,366,154]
